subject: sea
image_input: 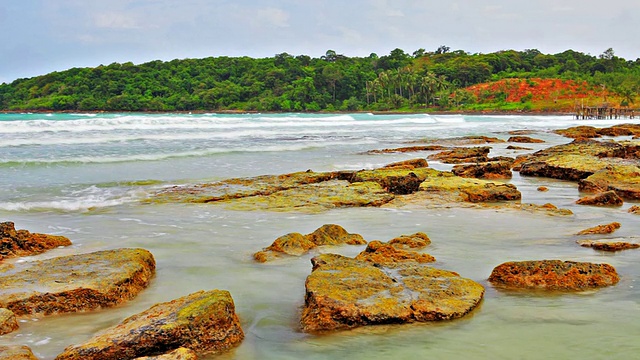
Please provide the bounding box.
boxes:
[0,112,639,360]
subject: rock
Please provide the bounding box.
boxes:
[0,308,18,335]
[488,260,619,290]
[366,145,449,154]
[427,146,491,164]
[577,237,640,251]
[55,290,243,360]
[576,190,624,206]
[388,232,431,249]
[508,130,537,135]
[576,222,621,235]
[0,222,72,260]
[578,165,640,200]
[430,136,505,145]
[350,167,436,195]
[381,158,429,170]
[519,154,609,181]
[554,126,600,139]
[254,224,366,262]
[508,136,545,143]
[419,175,521,203]
[537,186,549,192]
[516,203,573,216]
[452,161,513,179]
[133,347,198,360]
[300,254,484,332]
[629,205,640,214]
[0,346,38,360]
[355,241,435,266]
[507,145,533,150]
[597,124,640,137]
[0,248,155,316]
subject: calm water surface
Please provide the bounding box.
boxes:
[0,113,638,359]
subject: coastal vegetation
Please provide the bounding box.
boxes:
[0,47,639,112]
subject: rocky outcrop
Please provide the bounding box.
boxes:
[254,224,366,262]
[419,175,521,202]
[301,254,484,332]
[578,165,640,200]
[133,347,197,360]
[0,248,155,316]
[488,260,619,290]
[366,145,448,154]
[576,190,624,206]
[554,126,600,139]
[577,237,640,251]
[506,145,533,150]
[508,136,545,143]
[429,136,505,145]
[354,241,435,265]
[381,158,429,169]
[0,308,18,335]
[0,221,71,260]
[576,222,621,235]
[629,205,640,214]
[55,290,243,360]
[452,161,513,179]
[427,146,491,164]
[515,203,573,216]
[0,346,38,360]
[388,232,430,249]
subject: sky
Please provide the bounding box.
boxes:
[1,0,639,84]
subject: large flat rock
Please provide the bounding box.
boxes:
[301,254,484,332]
[0,248,155,316]
[0,346,38,360]
[55,290,243,360]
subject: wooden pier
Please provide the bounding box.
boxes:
[575,106,636,120]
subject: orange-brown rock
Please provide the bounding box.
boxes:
[254,224,366,262]
[301,254,484,332]
[507,145,533,150]
[578,165,640,200]
[430,136,505,145]
[508,136,545,143]
[0,346,38,360]
[427,146,491,164]
[0,221,71,260]
[577,237,640,251]
[0,308,18,335]
[576,190,624,206]
[366,145,448,154]
[133,347,198,360]
[629,205,640,214]
[508,130,537,135]
[488,260,619,290]
[597,124,640,137]
[0,248,155,316]
[576,222,621,235]
[451,161,513,179]
[381,158,429,169]
[355,241,435,266]
[55,290,243,360]
[537,186,549,192]
[388,232,431,249]
[554,126,600,139]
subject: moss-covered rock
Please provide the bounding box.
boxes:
[578,165,640,200]
[0,248,155,316]
[355,241,436,266]
[0,346,38,360]
[576,190,624,206]
[133,347,197,360]
[0,308,18,335]
[0,221,71,260]
[254,224,366,262]
[388,232,431,249]
[554,126,600,139]
[381,158,429,169]
[301,254,484,332]
[55,290,243,360]
[419,175,521,202]
[366,145,448,154]
[488,260,619,290]
[629,205,640,214]
[452,161,513,179]
[508,136,545,143]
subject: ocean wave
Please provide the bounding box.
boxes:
[0,187,142,212]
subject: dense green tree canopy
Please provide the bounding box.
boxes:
[1,47,638,112]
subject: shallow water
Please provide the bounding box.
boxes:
[0,113,639,359]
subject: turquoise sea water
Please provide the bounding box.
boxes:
[0,112,639,359]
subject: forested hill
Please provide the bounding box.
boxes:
[1,47,639,112]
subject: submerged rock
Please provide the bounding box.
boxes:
[56,290,243,360]
[577,237,640,251]
[429,136,505,145]
[0,308,18,335]
[0,248,155,316]
[354,241,436,265]
[576,222,621,235]
[427,146,491,164]
[0,346,38,360]
[301,254,484,332]
[254,224,366,262]
[576,190,624,206]
[0,221,71,260]
[488,260,619,290]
